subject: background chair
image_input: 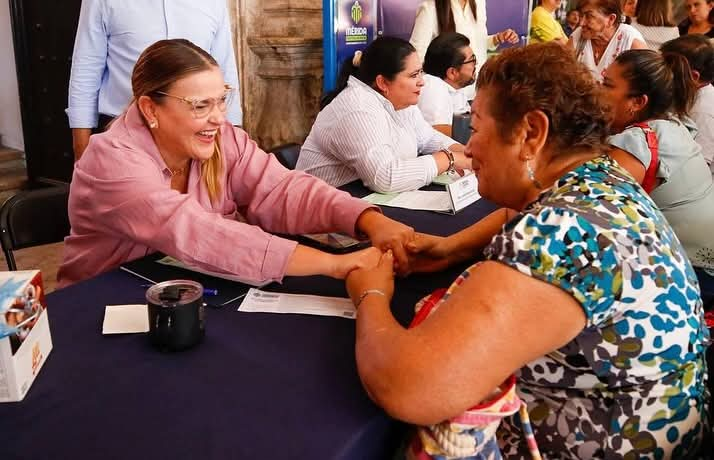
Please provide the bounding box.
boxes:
[451,112,471,145]
[270,143,302,170]
[0,186,70,270]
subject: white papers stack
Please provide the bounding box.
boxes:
[362,190,452,212]
[239,289,356,319]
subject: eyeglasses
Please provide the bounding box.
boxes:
[460,55,477,67]
[154,85,234,118]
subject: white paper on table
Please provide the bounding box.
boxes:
[238,288,356,319]
[103,304,149,334]
[362,190,452,212]
[155,256,269,287]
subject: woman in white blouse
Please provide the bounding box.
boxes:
[409,0,519,79]
[569,0,647,81]
[630,0,680,49]
[296,37,471,193]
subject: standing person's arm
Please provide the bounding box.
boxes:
[66,0,108,160]
[409,2,437,63]
[210,0,243,126]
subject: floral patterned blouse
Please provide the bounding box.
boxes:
[486,156,709,458]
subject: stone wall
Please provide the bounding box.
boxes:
[229,0,324,151]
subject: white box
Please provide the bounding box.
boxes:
[0,270,53,402]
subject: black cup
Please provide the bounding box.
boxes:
[146,280,205,352]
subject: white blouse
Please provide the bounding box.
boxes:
[571,24,645,82]
[409,0,494,77]
[296,76,455,193]
[630,18,679,50]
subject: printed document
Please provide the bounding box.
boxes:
[362,190,452,212]
[239,289,356,319]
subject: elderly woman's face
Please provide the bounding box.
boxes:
[580,6,617,39]
[151,67,228,162]
[380,52,425,110]
[466,87,527,208]
[686,0,713,23]
[601,62,637,132]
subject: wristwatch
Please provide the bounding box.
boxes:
[441,148,456,173]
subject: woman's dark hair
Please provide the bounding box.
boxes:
[615,49,698,120]
[435,0,477,33]
[321,36,416,108]
[476,42,610,153]
[635,0,675,26]
[423,33,471,79]
[661,34,714,83]
[578,0,623,21]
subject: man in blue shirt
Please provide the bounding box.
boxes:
[66,0,242,160]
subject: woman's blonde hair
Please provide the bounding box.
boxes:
[131,39,224,203]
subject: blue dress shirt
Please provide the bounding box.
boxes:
[66,0,242,127]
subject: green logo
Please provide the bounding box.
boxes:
[351,1,362,24]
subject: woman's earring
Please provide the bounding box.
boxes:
[149,120,158,129]
[526,160,543,189]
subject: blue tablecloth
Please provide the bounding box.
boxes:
[0,183,498,460]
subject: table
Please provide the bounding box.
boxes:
[0,184,498,460]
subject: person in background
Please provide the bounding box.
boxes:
[417,33,475,136]
[661,34,714,174]
[530,0,568,43]
[409,0,519,98]
[296,37,471,194]
[603,49,714,272]
[623,0,639,17]
[66,0,243,161]
[678,0,714,36]
[569,0,647,81]
[346,42,709,458]
[58,39,416,287]
[630,0,681,48]
[563,9,581,36]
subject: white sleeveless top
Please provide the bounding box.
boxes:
[571,24,644,82]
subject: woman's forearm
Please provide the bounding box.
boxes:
[285,244,338,278]
[444,208,513,262]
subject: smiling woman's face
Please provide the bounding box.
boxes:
[466,86,530,209]
[150,67,228,162]
[379,52,425,110]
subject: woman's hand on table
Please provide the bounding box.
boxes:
[356,210,415,274]
[346,250,395,307]
[405,233,454,274]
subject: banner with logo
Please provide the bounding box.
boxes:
[323,0,377,92]
[322,0,532,91]
[376,0,532,43]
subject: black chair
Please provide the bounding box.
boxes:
[451,112,471,145]
[271,143,302,170]
[0,186,70,270]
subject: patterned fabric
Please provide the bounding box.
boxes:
[406,285,542,460]
[483,156,710,458]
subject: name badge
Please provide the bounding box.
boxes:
[446,172,480,213]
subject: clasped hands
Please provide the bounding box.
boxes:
[344,229,453,308]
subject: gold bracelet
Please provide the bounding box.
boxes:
[355,289,386,308]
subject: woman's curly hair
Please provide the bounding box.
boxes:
[476,42,611,155]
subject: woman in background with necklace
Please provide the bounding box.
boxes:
[569,0,647,81]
